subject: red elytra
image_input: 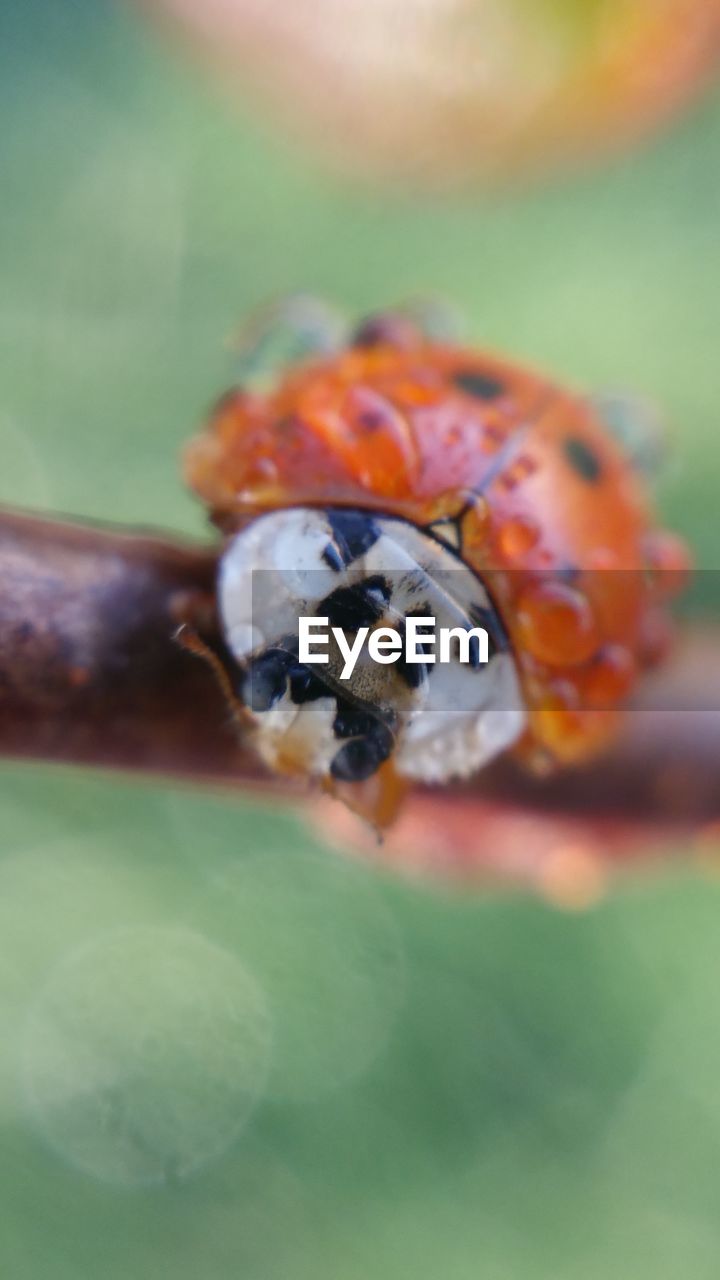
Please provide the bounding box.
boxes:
[185,319,690,819]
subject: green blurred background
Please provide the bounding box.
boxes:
[2,1,720,1277]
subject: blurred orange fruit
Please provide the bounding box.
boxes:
[143,0,720,186]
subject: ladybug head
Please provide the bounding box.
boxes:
[217,506,527,803]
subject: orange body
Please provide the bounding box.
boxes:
[186,325,689,772]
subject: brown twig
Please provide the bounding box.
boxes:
[1,506,718,872]
[0,508,266,784]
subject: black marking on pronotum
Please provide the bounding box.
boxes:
[468,603,505,658]
[322,542,345,572]
[452,369,506,401]
[242,647,296,712]
[453,628,483,670]
[319,575,391,632]
[467,633,482,669]
[396,657,426,690]
[434,623,486,670]
[288,664,330,705]
[322,509,382,571]
[330,720,395,783]
[564,436,602,484]
[395,608,432,689]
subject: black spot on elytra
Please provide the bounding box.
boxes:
[319,575,391,632]
[452,369,505,401]
[288,664,330,705]
[564,436,602,484]
[322,510,381,571]
[241,648,295,712]
[330,719,395,783]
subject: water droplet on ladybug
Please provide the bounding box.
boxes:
[516,583,599,668]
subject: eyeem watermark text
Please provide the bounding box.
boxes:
[298,616,490,680]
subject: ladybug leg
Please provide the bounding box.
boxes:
[176,622,253,727]
[589,392,666,476]
[352,298,463,347]
[324,759,410,835]
[227,293,348,385]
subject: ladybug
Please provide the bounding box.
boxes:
[183,305,690,828]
